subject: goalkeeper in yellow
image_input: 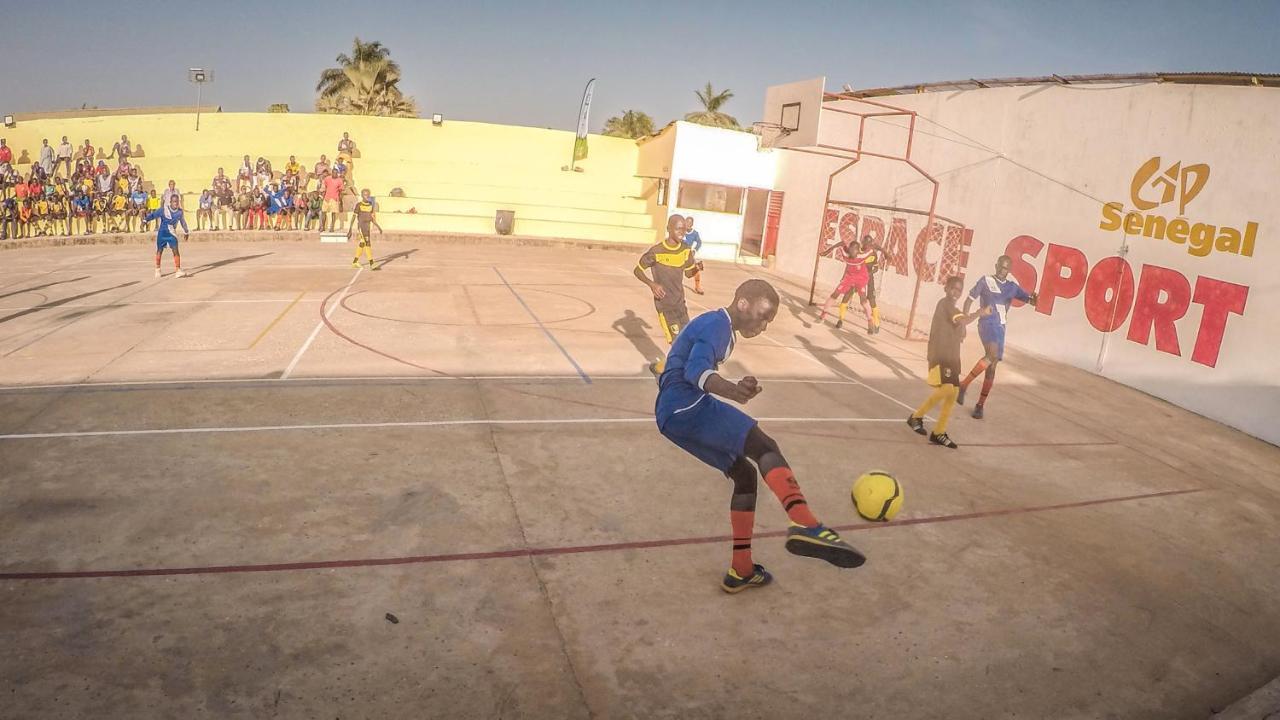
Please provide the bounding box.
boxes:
[348,188,383,271]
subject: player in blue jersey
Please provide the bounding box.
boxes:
[957,255,1038,418]
[682,215,705,294]
[656,278,866,594]
[144,194,189,278]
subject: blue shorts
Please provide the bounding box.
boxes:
[978,323,1006,361]
[156,236,178,251]
[657,394,756,473]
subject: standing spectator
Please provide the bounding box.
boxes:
[235,187,252,230]
[313,154,330,180]
[684,215,705,294]
[0,138,12,166]
[214,186,232,230]
[95,165,113,196]
[304,190,322,231]
[112,135,132,160]
[56,136,74,178]
[127,168,142,194]
[284,155,302,191]
[237,155,253,190]
[39,139,56,177]
[321,169,344,232]
[161,179,182,208]
[255,156,273,181]
[337,132,354,158]
[130,185,148,233]
[80,139,95,166]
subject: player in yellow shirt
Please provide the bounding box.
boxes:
[34,196,52,236]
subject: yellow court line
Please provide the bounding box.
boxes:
[248,290,307,349]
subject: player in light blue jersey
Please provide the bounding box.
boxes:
[144,195,189,278]
[957,255,1038,418]
[655,279,865,593]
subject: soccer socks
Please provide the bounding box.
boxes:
[961,358,990,389]
[730,509,755,577]
[978,368,996,407]
[763,467,818,528]
[912,385,950,418]
[154,251,162,268]
[935,385,958,433]
[872,306,881,325]
[837,302,848,323]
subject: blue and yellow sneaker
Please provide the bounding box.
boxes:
[785,523,866,568]
[721,564,773,594]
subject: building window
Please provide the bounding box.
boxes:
[656,178,669,206]
[677,181,745,214]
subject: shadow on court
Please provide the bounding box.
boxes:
[0,281,141,325]
[375,248,418,267]
[185,253,274,277]
[611,310,664,367]
[0,276,91,302]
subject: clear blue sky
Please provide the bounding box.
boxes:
[2,0,1276,131]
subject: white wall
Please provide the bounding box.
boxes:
[771,82,1280,445]
[669,122,778,261]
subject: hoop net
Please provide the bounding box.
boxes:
[752,121,790,151]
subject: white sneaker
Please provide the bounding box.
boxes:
[174,269,187,278]
[154,268,162,278]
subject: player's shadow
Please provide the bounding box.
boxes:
[796,335,865,383]
[375,248,417,267]
[777,288,814,328]
[832,325,917,380]
[0,276,90,302]
[0,281,141,325]
[611,310,664,368]
[185,252,273,277]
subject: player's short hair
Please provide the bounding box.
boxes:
[666,214,684,230]
[734,279,779,308]
[996,255,1012,265]
[945,275,963,289]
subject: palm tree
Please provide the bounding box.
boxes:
[315,38,417,117]
[684,82,739,129]
[602,110,655,139]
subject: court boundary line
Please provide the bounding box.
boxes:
[0,487,1203,581]
[0,375,881,392]
[0,415,904,441]
[494,266,591,384]
[281,268,361,379]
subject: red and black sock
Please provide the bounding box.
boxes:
[730,510,755,577]
[763,467,818,527]
[961,358,990,389]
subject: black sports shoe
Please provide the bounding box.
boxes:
[834,319,844,329]
[971,405,984,420]
[956,386,967,406]
[929,431,958,449]
[906,415,926,435]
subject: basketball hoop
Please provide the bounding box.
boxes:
[752,121,791,152]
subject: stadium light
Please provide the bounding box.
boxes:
[432,113,444,126]
[187,67,214,131]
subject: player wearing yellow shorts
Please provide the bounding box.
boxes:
[348,188,382,270]
[906,276,989,448]
[634,215,699,374]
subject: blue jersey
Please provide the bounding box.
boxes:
[683,229,702,252]
[655,308,735,424]
[145,208,188,242]
[969,274,1031,330]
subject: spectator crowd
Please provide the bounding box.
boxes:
[1,132,361,240]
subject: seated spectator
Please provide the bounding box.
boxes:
[237,155,253,190]
[127,168,142,194]
[313,154,330,180]
[255,156,273,180]
[112,135,132,161]
[130,186,148,232]
[212,167,232,197]
[197,189,214,230]
[284,155,302,191]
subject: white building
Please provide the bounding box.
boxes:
[637,122,782,262]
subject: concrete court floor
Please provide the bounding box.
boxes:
[0,240,1277,720]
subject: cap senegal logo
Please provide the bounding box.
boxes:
[1099,156,1258,258]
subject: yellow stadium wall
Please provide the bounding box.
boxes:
[3,112,654,244]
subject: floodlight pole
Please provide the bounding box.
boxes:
[196,81,203,131]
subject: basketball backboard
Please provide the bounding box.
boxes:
[759,77,825,149]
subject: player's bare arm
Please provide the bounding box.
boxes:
[633,264,665,299]
[703,372,762,404]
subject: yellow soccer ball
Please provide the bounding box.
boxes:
[852,470,903,522]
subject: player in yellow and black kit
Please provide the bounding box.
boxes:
[634,215,700,375]
[348,188,383,270]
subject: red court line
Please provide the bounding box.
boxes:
[0,487,1202,581]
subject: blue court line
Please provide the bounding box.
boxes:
[493,267,591,384]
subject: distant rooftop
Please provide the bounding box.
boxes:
[837,72,1280,98]
[12,106,222,122]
